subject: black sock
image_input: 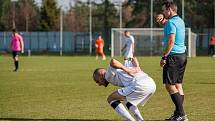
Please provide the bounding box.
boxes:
[181,95,184,104]
[170,92,185,116]
[15,61,19,70]
[126,102,133,109]
[110,100,121,109]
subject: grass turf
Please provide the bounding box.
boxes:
[0,56,215,121]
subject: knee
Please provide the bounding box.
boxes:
[14,57,18,61]
[107,95,121,109]
[107,95,113,104]
[176,84,184,95]
[109,100,121,109]
[165,85,178,94]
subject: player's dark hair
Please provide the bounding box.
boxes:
[124,30,129,33]
[12,28,17,33]
[93,68,104,81]
[162,1,177,12]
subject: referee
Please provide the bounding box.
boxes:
[159,1,188,121]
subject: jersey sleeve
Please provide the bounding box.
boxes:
[167,21,176,35]
[105,65,116,81]
[130,36,135,44]
[19,35,23,42]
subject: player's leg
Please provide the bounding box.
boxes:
[125,82,155,121]
[126,102,144,121]
[164,55,185,120]
[107,90,135,121]
[165,84,184,116]
[208,45,211,54]
[14,53,19,71]
[100,48,106,60]
[175,84,184,103]
[124,59,133,67]
[209,45,213,54]
[95,49,99,60]
[177,53,187,103]
[12,51,19,72]
[213,45,215,55]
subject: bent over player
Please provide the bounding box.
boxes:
[11,28,24,72]
[93,57,156,121]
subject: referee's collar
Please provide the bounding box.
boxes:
[170,15,178,19]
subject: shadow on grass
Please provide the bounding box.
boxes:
[197,82,215,84]
[0,118,164,121]
[0,119,111,121]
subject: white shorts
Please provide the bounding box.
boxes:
[118,77,156,106]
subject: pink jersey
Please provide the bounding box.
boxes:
[11,33,23,51]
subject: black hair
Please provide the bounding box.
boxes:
[12,28,17,33]
[92,68,104,81]
[124,30,128,33]
[162,1,177,12]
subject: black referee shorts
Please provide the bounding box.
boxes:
[163,53,187,85]
[12,51,20,58]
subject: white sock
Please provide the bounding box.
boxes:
[129,105,144,121]
[111,101,135,121]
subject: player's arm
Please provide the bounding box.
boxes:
[95,40,97,47]
[110,59,139,76]
[131,38,135,55]
[20,36,24,53]
[121,43,127,52]
[110,59,125,69]
[101,39,104,47]
[131,57,141,72]
[160,21,176,67]
[132,44,134,53]
[160,34,175,67]
[164,34,175,57]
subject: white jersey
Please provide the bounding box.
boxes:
[105,65,150,87]
[123,35,134,59]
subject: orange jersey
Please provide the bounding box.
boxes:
[95,38,104,48]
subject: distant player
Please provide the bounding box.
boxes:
[11,28,24,72]
[93,57,156,121]
[121,30,135,67]
[95,34,106,60]
[208,34,215,55]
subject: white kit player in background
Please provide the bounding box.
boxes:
[121,30,135,67]
[93,57,156,121]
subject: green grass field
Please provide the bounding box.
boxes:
[0,56,215,121]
